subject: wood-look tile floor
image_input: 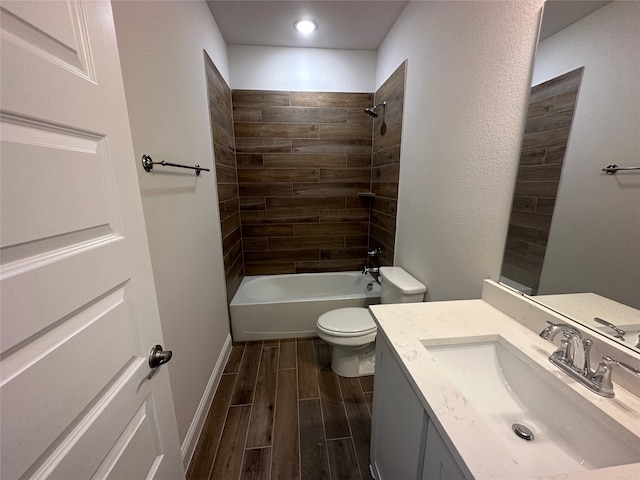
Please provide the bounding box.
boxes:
[186,338,375,480]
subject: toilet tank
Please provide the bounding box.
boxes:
[379,267,427,304]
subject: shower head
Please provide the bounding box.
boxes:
[364,101,387,118]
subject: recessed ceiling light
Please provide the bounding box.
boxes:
[294,19,317,34]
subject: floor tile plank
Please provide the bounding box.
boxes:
[232,342,263,405]
[297,338,320,399]
[225,343,247,374]
[271,369,300,480]
[299,399,330,480]
[186,374,237,480]
[209,405,252,480]
[316,343,350,439]
[339,376,374,480]
[240,447,272,480]
[326,438,361,480]
[358,375,374,393]
[246,346,279,448]
[279,339,297,370]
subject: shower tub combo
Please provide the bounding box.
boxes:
[229,271,381,341]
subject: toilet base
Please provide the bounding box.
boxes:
[330,342,376,378]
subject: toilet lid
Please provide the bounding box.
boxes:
[317,307,377,337]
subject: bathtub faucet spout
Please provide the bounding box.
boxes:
[362,266,379,276]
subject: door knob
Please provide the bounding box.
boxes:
[148,344,173,379]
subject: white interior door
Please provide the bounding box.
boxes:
[0,1,184,478]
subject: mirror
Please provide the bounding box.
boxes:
[500,0,640,352]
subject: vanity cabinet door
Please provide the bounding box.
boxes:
[422,419,466,480]
[370,336,428,480]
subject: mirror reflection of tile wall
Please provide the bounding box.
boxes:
[501,67,584,294]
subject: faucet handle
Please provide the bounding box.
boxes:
[592,355,640,397]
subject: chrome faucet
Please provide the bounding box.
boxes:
[362,266,379,276]
[540,321,639,397]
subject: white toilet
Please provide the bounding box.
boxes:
[316,266,426,377]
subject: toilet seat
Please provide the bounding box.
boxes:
[317,307,376,337]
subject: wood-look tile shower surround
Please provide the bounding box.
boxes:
[232,90,376,276]
[205,57,243,301]
[370,63,405,267]
[502,67,583,293]
[206,58,406,295]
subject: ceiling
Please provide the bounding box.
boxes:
[206,0,611,51]
[206,0,408,50]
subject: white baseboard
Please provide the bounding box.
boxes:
[181,333,233,470]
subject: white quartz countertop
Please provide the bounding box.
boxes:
[369,299,640,480]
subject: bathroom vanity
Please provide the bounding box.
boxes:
[369,280,640,480]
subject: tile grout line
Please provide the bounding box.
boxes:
[314,342,334,480]
[335,375,365,480]
[238,341,266,480]
[207,343,246,480]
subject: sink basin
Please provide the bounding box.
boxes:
[422,336,640,478]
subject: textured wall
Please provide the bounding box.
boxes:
[376,0,543,301]
[232,90,375,275]
[502,68,582,294]
[370,62,406,267]
[205,57,243,301]
[112,0,232,461]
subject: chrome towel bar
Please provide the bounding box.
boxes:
[601,164,640,175]
[141,154,210,176]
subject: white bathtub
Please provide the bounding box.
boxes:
[229,271,381,341]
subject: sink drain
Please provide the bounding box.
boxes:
[512,423,534,441]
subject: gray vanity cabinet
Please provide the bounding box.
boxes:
[370,335,466,480]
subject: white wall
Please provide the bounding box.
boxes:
[534,2,640,308]
[228,45,375,91]
[111,0,232,467]
[376,0,544,301]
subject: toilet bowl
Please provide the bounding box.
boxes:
[316,266,426,377]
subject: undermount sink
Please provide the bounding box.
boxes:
[422,336,640,478]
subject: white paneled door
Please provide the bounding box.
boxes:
[0,1,184,479]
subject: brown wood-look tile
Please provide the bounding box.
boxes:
[245,249,319,263]
[319,168,371,183]
[232,90,290,107]
[294,222,368,237]
[319,209,369,224]
[292,138,372,155]
[209,405,252,480]
[299,399,330,480]
[279,339,296,370]
[272,369,300,480]
[239,182,293,197]
[320,247,367,261]
[292,182,371,197]
[513,180,560,198]
[339,376,374,480]
[234,122,320,139]
[261,106,348,124]
[364,391,374,415]
[238,168,320,183]
[242,224,294,238]
[295,260,366,274]
[240,448,272,480]
[358,376,374,393]
[316,343,350,439]
[264,153,346,169]
[297,338,320,399]
[326,438,361,480]
[241,210,320,226]
[235,137,292,154]
[231,342,263,405]
[224,344,246,374]
[246,347,279,448]
[186,374,237,480]
[221,213,241,239]
[217,184,239,203]
[266,196,345,210]
[245,263,296,276]
[269,236,345,251]
[318,123,372,140]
